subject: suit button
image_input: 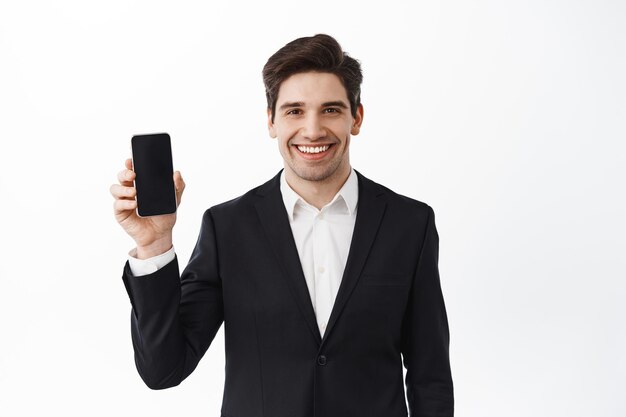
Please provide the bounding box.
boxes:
[317,355,327,366]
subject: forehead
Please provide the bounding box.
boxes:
[276,72,349,105]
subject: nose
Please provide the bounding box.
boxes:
[301,114,327,141]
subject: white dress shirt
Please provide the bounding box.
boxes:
[127,168,359,338]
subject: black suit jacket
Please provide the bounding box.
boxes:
[121,169,453,417]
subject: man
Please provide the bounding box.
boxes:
[111,34,454,417]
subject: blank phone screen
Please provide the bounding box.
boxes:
[131,133,177,217]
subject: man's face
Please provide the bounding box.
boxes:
[268,72,363,183]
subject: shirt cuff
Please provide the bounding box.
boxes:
[127,245,176,277]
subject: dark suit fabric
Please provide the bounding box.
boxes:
[121,169,454,417]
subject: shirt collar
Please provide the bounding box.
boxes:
[280,168,358,221]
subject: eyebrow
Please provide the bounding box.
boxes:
[321,101,349,109]
[277,100,349,111]
[278,101,305,111]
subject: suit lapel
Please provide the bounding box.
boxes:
[321,170,387,345]
[255,170,323,345]
[254,169,388,347]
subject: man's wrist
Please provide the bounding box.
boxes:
[136,235,173,259]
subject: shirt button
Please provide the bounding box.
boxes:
[318,266,325,274]
[317,355,327,366]
[318,213,324,220]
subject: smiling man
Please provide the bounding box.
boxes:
[269,71,362,210]
[113,34,454,417]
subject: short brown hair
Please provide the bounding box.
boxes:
[262,34,363,122]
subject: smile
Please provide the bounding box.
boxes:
[296,144,332,154]
[292,143,335,160]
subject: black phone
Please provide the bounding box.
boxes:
[130,133,177,217]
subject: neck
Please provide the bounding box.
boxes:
[284,163,352,210]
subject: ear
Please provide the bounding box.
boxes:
[267,108,277,138]
[351,103,364,136]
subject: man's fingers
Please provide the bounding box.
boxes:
[117,167,135,186]
[174,171,185,206]
[113,198,137,215]
[110,183,136,199]
[174,171,185,191]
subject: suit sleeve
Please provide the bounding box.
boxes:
[121,208,224,389]
[401,205,454,416]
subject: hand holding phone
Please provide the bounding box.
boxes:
[110,133,185,258]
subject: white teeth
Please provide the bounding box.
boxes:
[297,145,330,154]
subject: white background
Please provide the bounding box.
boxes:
[1,1,624,416]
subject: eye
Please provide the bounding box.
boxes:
[286,109,302,116]
[324,107,341,114]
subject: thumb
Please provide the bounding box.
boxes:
[174,171,185,206]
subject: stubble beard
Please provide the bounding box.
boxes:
[287,146,347,183]
[292,160,341,182]
[283,134,351,183]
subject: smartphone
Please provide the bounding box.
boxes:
[130,133,177,217]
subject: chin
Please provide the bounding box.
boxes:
[292,164,342,183]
